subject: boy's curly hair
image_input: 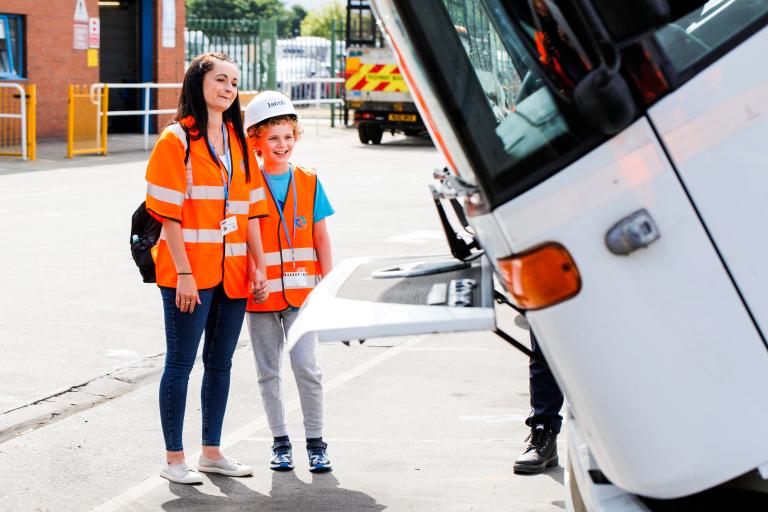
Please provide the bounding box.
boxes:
[246,115,302,142]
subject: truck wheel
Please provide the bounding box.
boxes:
[568,461,588,512]
[358,125,370,144]
[369,126,383,145]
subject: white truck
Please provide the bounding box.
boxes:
[290,0,768,509]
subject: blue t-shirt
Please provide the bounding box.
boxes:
[263,168,334,222]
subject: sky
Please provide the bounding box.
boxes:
[288,0,335,11]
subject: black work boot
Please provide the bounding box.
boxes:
[513,424,558,474]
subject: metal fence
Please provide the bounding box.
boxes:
[0,83,36,161]
[184,18,346,125]
[185,18,277,91]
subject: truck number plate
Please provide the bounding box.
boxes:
[388,113,416,122]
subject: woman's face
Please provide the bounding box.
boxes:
[202,60,240,114]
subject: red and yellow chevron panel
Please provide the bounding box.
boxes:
[345,59,409,93]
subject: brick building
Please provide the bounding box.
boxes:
[1,0,185,139]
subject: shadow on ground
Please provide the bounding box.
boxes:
[161,471,386,512]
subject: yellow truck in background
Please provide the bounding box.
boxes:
[345,0,426,144]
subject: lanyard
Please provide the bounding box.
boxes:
[209,123,233,214]
[261,164,297,266]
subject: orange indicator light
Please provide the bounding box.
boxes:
[497,243,581,310]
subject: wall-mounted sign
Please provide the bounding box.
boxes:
[88,17,100,48]
[87,48,99,67]
[162,0,176,48]
[73,23,88,50]
[74,0,89,23]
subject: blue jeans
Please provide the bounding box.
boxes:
[525,331,564,434]
[159,284,246,451]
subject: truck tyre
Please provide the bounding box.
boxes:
[358,125,370,144]
[369,125,383,145]
[568,461,588,512]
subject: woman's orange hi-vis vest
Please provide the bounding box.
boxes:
[145,118,268,298]
[247,166,318,312]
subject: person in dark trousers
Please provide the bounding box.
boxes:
[514,330,563,474]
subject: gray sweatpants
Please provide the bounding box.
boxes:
[247,309,323,439]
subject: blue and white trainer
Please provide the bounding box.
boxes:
[270,440,294,471]
[307,441,332,473]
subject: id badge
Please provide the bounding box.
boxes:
[284,269,310,289]
[220,216,238,236]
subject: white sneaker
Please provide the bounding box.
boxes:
[160,462,204,484]
[198,454,253,477]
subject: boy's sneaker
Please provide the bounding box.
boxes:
[307,441,332,473]
[198,454,253,477]
[270,440,294,471]
[160,462,204,484]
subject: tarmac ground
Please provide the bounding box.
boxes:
[0,123,565,511]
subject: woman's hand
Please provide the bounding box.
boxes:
[176,274,201,313]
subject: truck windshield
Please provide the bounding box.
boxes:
[429,0,598,205]
[655,0,768,81]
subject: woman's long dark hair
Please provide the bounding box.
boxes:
[175,52,250,182]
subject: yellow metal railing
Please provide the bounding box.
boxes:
[67,84,108,158]
[0,83,36,161]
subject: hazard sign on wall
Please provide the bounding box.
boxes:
[74,0,89,22]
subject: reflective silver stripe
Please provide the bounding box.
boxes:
[284,279,316,290]
[187,186,225,200]
[166,123,189,152]
[158,228,223,244]
[147,183,184,206]
[250,187,266,203]
[182,229,223,243]
[264,248,317,266]
[227,200,249,215]
[264,278,317,294]
[225,243,247,257]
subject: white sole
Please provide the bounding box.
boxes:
[159,470,203,484]
[198,465,253,477]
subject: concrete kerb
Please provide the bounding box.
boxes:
[0,337,258,446]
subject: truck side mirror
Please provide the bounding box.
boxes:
[573,66,636,135]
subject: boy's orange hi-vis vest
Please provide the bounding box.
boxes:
[247,166,318,312]
[145,118,268,298]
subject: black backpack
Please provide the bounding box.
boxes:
[130,126,190,283]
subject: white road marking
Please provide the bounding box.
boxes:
[90,335,426,512]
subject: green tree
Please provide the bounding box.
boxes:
[186,0,307,37]
[300,0,345,38]
[186,0,284,20]
[279,5,308,38]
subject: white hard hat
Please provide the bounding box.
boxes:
[244,91,297,130]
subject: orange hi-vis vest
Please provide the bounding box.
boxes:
[247,166,318,312]
[145,118,268,298]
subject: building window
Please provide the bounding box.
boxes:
[0,14,24,80]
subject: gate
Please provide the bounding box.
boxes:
[0,83,36,161]
[67,85,108,158]
[185,18,277,91]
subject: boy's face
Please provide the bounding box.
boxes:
[254,122,295,168]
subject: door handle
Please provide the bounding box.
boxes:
[605,209,660,256]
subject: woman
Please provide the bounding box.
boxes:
[145,52,269,484]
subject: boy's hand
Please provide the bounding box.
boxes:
[250,268,269,304]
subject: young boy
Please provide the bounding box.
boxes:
[243,91,334,473]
